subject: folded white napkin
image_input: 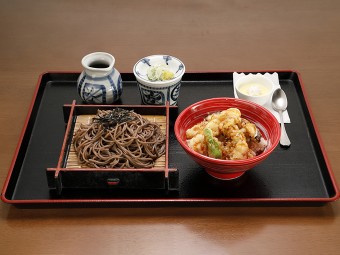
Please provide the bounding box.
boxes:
[233,72,290,123]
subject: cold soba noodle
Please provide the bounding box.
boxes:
[73,108,166,168]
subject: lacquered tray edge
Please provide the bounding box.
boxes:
[293,71,340,201]
[3,196,336,209]
[1,72,48,204]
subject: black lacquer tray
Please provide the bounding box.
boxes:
[1,71,339,207]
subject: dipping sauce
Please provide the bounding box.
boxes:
[89,61,110,68]
[238,82,269,96]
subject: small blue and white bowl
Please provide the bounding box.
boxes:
[133,55,185,105]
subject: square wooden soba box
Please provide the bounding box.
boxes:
[46,101,178,195]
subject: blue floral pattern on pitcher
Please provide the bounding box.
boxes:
[82,83,107,104]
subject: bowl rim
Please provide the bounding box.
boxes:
[133,54,186,86]
[174,97,280,165]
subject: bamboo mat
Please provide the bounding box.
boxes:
[66,114,167,169]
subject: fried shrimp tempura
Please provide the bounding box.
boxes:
[186,108,267,160]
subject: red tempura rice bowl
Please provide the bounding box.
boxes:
[174,97,280,180]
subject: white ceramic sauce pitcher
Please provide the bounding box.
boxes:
[77,52,122,104]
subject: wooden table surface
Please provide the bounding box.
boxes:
[1,0,340,254]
